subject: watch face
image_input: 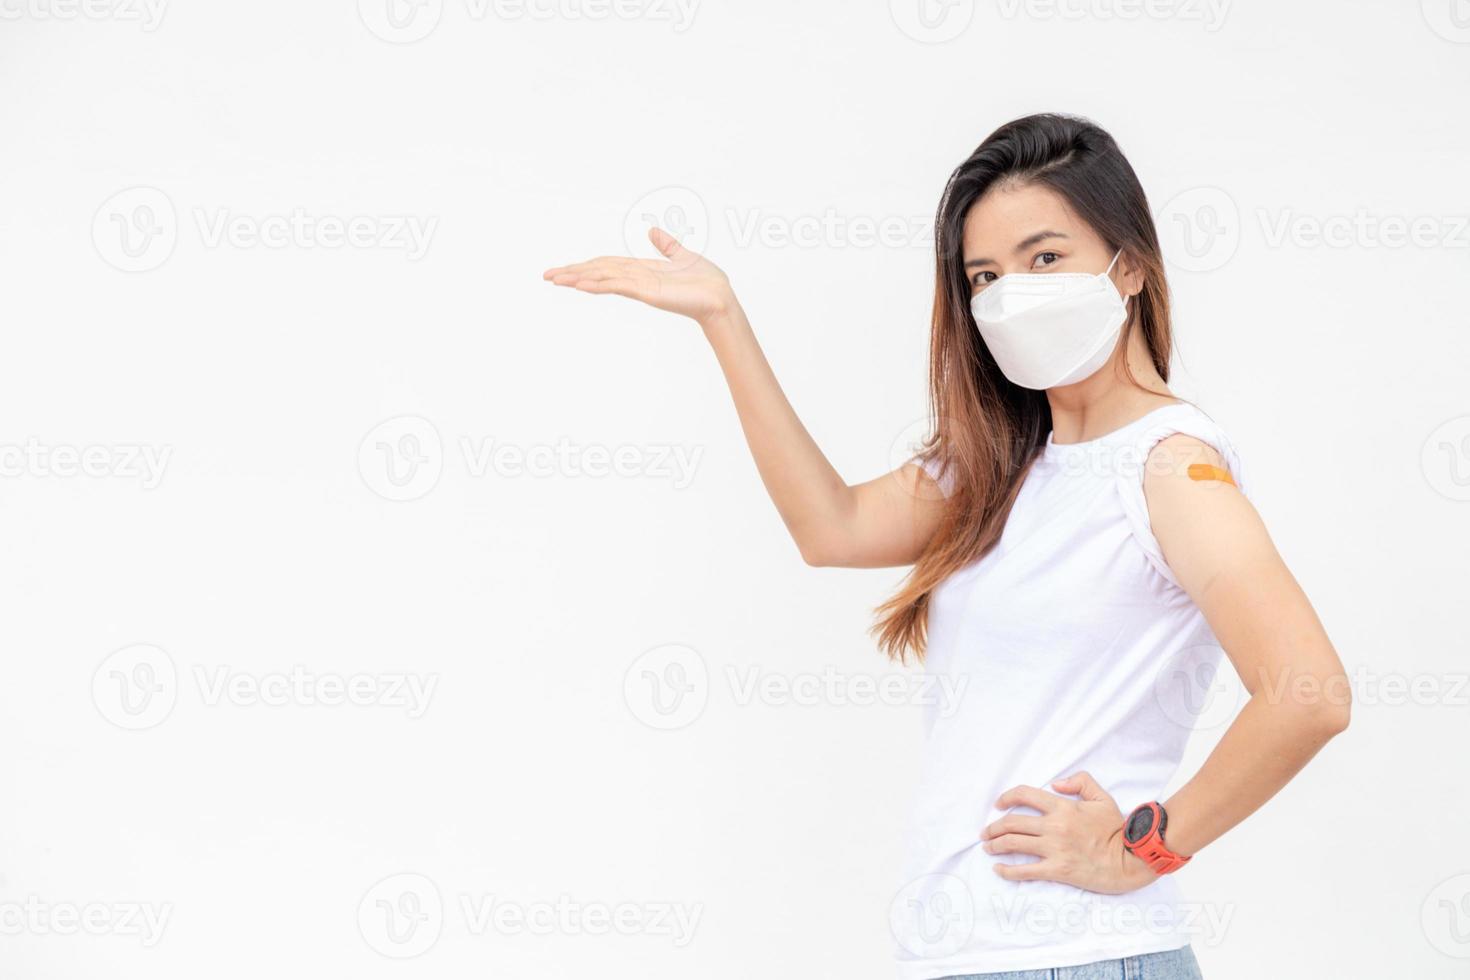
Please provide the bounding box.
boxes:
[1125,806,1156,844]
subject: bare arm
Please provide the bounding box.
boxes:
[1147,435,1351,856]
[982,435,1350,894]
[544,227,944,567]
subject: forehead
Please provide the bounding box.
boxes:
[961,182,1094,256]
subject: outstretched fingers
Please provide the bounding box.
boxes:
[544,255,675,288]
[573,276,657,302]
[545,257,623,283]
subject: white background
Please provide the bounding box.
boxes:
[2,1,1468,977]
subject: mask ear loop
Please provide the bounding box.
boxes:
[1104,250,1129,311]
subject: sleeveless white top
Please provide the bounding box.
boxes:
[894,402,1244,978]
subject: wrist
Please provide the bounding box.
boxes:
[698,296,745,336]
[1114,828,1158,888]
[1155,797,1202,857]
[1120,801,1192,876]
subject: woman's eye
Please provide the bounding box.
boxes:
[1033,251,1060,269]
[972,270,997,288]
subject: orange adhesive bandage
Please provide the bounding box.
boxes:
[1186,463,1235,487]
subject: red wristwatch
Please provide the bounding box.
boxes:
[1121,802,1191,875]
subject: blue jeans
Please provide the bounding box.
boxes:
[943,945,1203,979]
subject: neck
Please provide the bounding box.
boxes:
[1046,328,1175,445]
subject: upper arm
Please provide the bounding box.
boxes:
[812,461,948,568]
[1143,435,1345,704]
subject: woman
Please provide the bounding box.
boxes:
[544,114,1350,979]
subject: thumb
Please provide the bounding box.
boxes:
[649,226,692,261]
[1051,771,1113,804]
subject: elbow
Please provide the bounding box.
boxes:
[795,489,860,568]
[1318,695,1351,739]
[798,540,836,567]
[795,530,846,568]
[1301,676,1352,741]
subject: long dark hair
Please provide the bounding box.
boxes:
[874,113,1173,662]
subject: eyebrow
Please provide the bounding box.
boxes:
[963,230,1070,268]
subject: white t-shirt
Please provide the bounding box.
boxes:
[893,402,1244,978]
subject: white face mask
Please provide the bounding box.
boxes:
[969,250,1129,390]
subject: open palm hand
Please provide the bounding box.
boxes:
[543,227,734,324]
